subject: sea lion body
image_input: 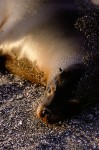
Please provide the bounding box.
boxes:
[0,0,98,123]
[0,0,84,83]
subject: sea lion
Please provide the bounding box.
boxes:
[0,0,98,124]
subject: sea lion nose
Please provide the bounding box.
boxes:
[36,104,52,122]
[40,108,51,119]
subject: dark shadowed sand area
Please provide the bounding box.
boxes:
[0,69,99,150]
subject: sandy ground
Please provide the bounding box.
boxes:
[0,69,99,150]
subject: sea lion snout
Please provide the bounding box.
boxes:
[36,82,64,123]
[36,105,52,123]
[36,103,63,124]
[36,90,80,124]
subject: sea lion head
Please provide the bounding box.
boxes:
[36,64,86,124]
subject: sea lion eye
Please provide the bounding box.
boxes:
[47,86,56,95]
[48,88,51,94]
[59,67,62,72]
